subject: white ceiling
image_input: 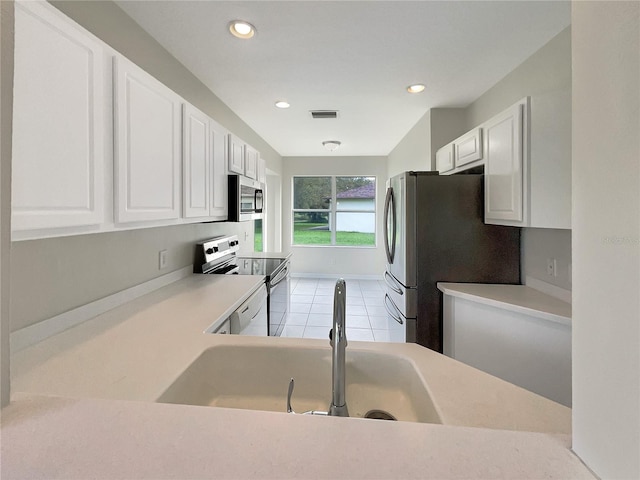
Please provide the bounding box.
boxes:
[115,1,570,157]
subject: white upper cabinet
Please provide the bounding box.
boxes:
[210,119,228,220]
[244,144,258,180]
[113,55,182,223]
[257,156,266,185]
[484,100,525,224]
[484,94,571,229]
[183,104,210,218]
[455,128,483,167]
[12,1,105,233]
[228,134,245,174]
[435,142,455,173]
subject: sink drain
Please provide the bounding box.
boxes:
[363,409,397,421]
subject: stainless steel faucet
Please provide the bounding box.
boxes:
[286,279,349,417]
[329,278,349,417]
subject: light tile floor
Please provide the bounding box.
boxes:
[273,276,394,342]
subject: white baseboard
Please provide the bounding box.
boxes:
[525,276,572,304]
[291,273,383,281]
[10,266,193,352]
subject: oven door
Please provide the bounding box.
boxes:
[268,261,290,336]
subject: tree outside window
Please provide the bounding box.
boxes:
[292,176,376,247]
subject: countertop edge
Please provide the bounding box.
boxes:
[437,282,572,326]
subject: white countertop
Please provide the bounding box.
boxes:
[2,274,594,479]
[1,394,594,480]
[438,282,572,326]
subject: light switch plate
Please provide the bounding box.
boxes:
[159,250,168,270]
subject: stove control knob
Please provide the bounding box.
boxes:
[206,248,214,255]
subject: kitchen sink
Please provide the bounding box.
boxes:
[157,344,442,424]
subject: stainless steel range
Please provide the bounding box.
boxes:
[194,235,291,336]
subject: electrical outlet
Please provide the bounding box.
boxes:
[159,250,168,270]
[546,258,557,277]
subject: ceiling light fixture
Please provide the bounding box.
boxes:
[275,100,290,109]
[322,140,341,152]
[229,20,256,39]
[407,84,426,93]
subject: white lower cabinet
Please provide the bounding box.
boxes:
[114,56,182,223]
[12,1,106,233]
[441,287,571,407]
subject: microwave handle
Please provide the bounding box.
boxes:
[255,189,264,213]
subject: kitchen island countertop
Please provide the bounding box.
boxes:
[3,273,594,479]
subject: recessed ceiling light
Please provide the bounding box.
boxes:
[407,84,426,93]
[229,20,256,39]
[275,101,290,109]
[322,140,341,152]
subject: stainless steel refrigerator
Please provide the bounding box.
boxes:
[383,171,521,352]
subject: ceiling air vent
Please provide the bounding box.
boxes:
[310,110,338,119]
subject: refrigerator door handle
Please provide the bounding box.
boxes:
[383,187,396,265]
[384,294,404,325]
[383,271,403,295]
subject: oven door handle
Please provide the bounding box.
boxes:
[384,294,404,325]
[270,264,290,287]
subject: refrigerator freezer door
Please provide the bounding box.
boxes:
[383,270,417,318]
[383,293,407,342]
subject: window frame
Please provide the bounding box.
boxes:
[291,175,377,248]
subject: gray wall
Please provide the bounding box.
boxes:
[10,0,282,332]
[571,2,639,477]
[1,0,14,407]
[388,27,572,291]
[387,113,431,178]
[465,27,572,291]
[283,156,387,276]
[10,222,254,332]
[428,108,467,167]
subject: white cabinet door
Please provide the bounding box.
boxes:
[114,55,181,223]
[244,144,258,180]
[210,120,228,219]
[484,102,524,223]
[455,128,483,167]
[228,134,245,174]
[435,143,454,173]
[257,157,266,184]
[183,104,210,218]
[12,1,105,232]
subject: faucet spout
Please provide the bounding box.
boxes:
[329,278,349,417]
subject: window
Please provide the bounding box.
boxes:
[292,176,376,247]
[254,218,263,252]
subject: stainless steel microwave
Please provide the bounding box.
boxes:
[228,175,263,222]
